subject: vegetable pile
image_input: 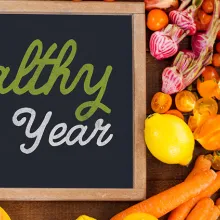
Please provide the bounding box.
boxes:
[146,0,220,162]
[110,155,220,220]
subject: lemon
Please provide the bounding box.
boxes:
[124,213,158,220]
[145,113,194,165]
[0,207,11,220]
[76,215,96,220]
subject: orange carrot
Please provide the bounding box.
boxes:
[186,198,214,220]
[209,205,220,220]
[110,170,216,220]
[168,171,220,220]
[185,155,212,181]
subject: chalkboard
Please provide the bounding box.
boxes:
[0,1,146,201]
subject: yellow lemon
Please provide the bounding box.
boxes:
[76,215,96,220]
[124,213,158,220]
[0,207,11,220]
[145,113,194,165]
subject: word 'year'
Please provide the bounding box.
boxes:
[12,107,113,154]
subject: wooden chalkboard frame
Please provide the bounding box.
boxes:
[0,1,146,201]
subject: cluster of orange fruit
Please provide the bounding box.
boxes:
[151,69,220,151]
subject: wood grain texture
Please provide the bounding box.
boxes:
[0,189,147,201]
[0,180,182,220]
[0,180,181,220]
[0,1,144,14]
[133,13,147,197]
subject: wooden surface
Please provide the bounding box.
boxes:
[133,12,147,199]
[0,1,144,14]
[0,1,219,220]
[0,1,147,202]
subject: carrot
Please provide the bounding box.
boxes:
[186,198,214,220]
[110,170,216,220]
[168,171,220,220]
[209,205,220,220]
[185,155,212,181]
[209,198,220,220]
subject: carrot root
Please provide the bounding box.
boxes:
[111,170,216,220]
[209,205,220,220]
[168,171,220,220]
[186,198,214,220]
[185,155,212,181]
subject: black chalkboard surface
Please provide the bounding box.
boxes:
[0,1,146,201]
[0,14,133,188]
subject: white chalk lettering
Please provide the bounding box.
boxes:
[12,107,52,154]
[96,119,113,146]
[49,123,67,147]
[12,107,113,154]
[65,125,88,146]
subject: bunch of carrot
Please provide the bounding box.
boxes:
[110,155,220,220]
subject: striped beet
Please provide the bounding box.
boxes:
[169,0,203,35]
[162,49,213,94]
[162,67,184,94]
[169,6,197,35]
[150,24,189,60]
[191,0,220,57]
